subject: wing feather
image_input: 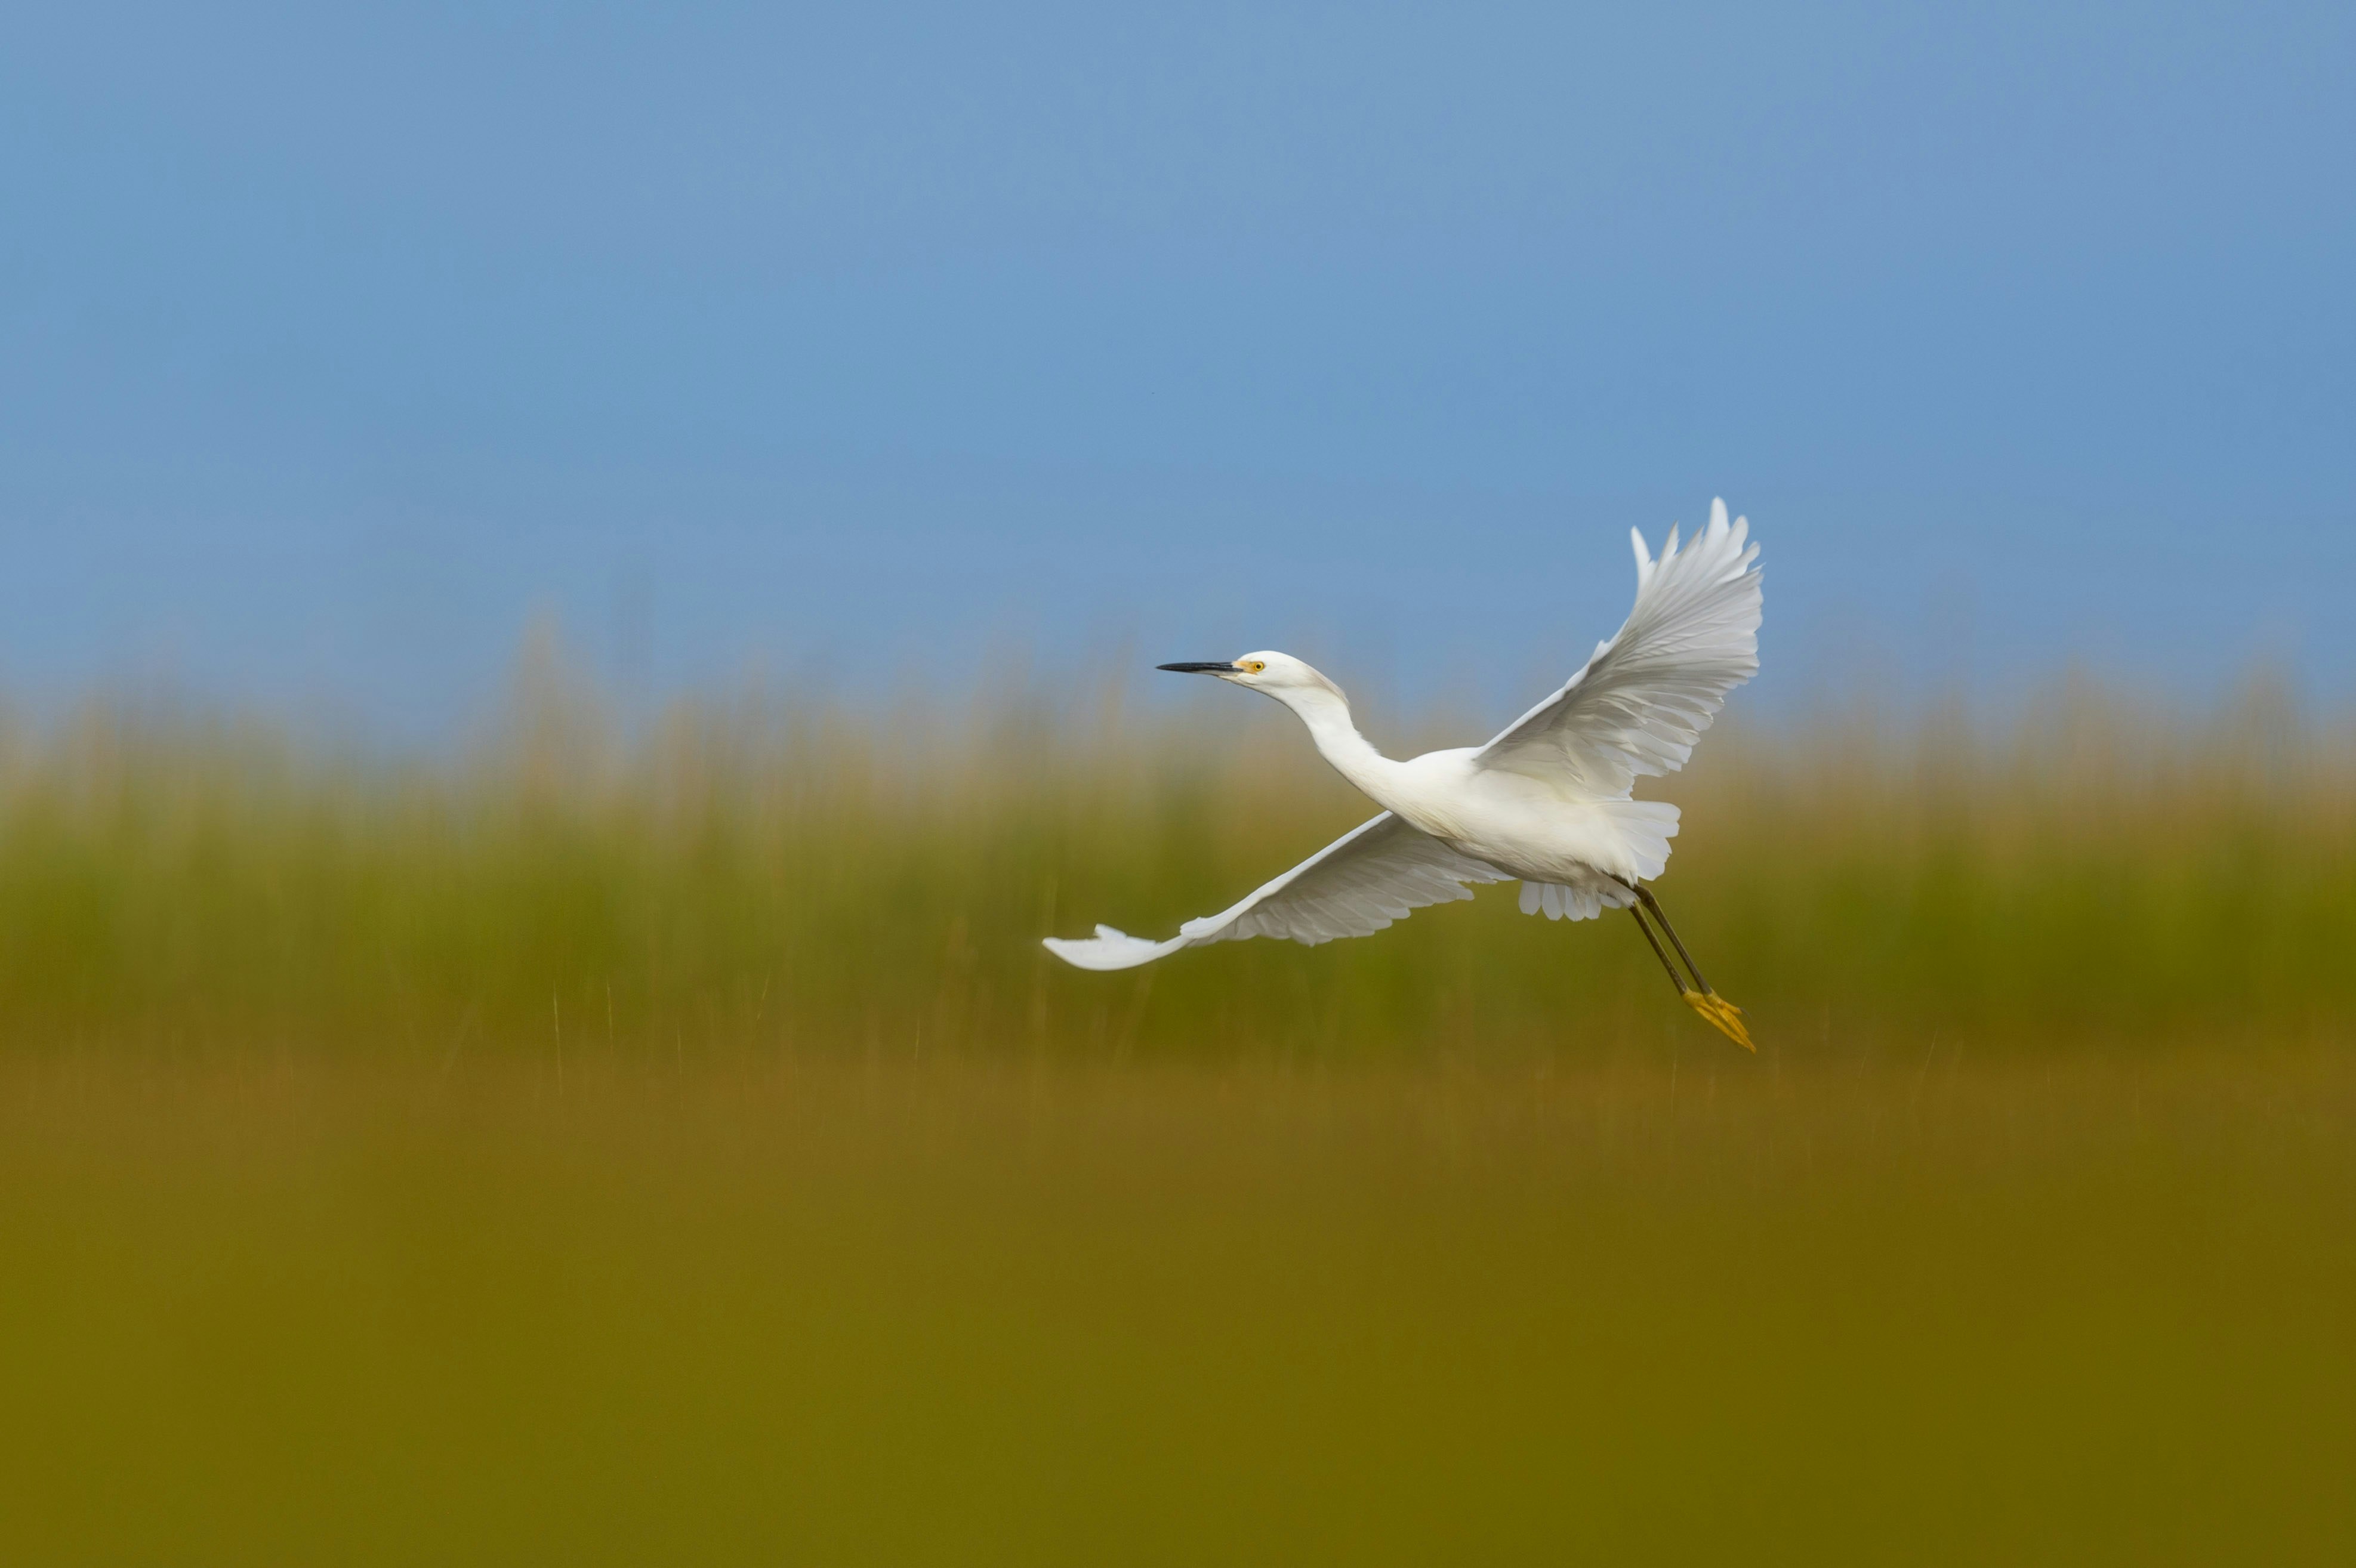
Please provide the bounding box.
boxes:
[1043,813,1509,971]
[1476,499,1761,797]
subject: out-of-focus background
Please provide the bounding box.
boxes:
[3,4,2353,1563]
[7,0,2354,730]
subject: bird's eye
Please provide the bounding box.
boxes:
[1243,660,1266,673]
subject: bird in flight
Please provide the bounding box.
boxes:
[1044,501,1761,1050]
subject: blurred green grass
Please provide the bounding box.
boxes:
[0,657,2346,1061]
[0,655,2352,1561]
[3,1050,2352,1563]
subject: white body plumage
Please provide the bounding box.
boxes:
[1045,501,1761,971]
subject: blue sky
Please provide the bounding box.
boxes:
[3,1,2351,734]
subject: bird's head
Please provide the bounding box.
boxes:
[1156,651,1346,703]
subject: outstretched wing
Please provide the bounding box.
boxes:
[1477,498,1761,797]
[1043,813,1510,972]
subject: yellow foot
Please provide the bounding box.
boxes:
[1682,990,1756,1052]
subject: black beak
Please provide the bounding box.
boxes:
[1156,661,1240,674]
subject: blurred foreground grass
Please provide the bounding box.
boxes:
[0,662,2351,1560]
[4,1050,2352,1563]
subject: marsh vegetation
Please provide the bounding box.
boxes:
[1,657,2350,1561]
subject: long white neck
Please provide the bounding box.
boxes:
[1267,685,1405,808]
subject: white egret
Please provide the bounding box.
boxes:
[1045,500,1762,1050]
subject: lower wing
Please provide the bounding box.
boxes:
[1043,812,1511,971]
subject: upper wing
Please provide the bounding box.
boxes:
[1476,499,1761,797]
[1042,812,1510,971]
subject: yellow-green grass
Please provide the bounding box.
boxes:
[0,669,2351,1560]
[0,671,2346,1060]
[3,1049,2352,1563]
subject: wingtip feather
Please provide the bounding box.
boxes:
[1043,925,1183,971]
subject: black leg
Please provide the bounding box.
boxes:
[1613,877,1755,1051]
[1633,883,1715,996]
[1625,904,1692,998]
